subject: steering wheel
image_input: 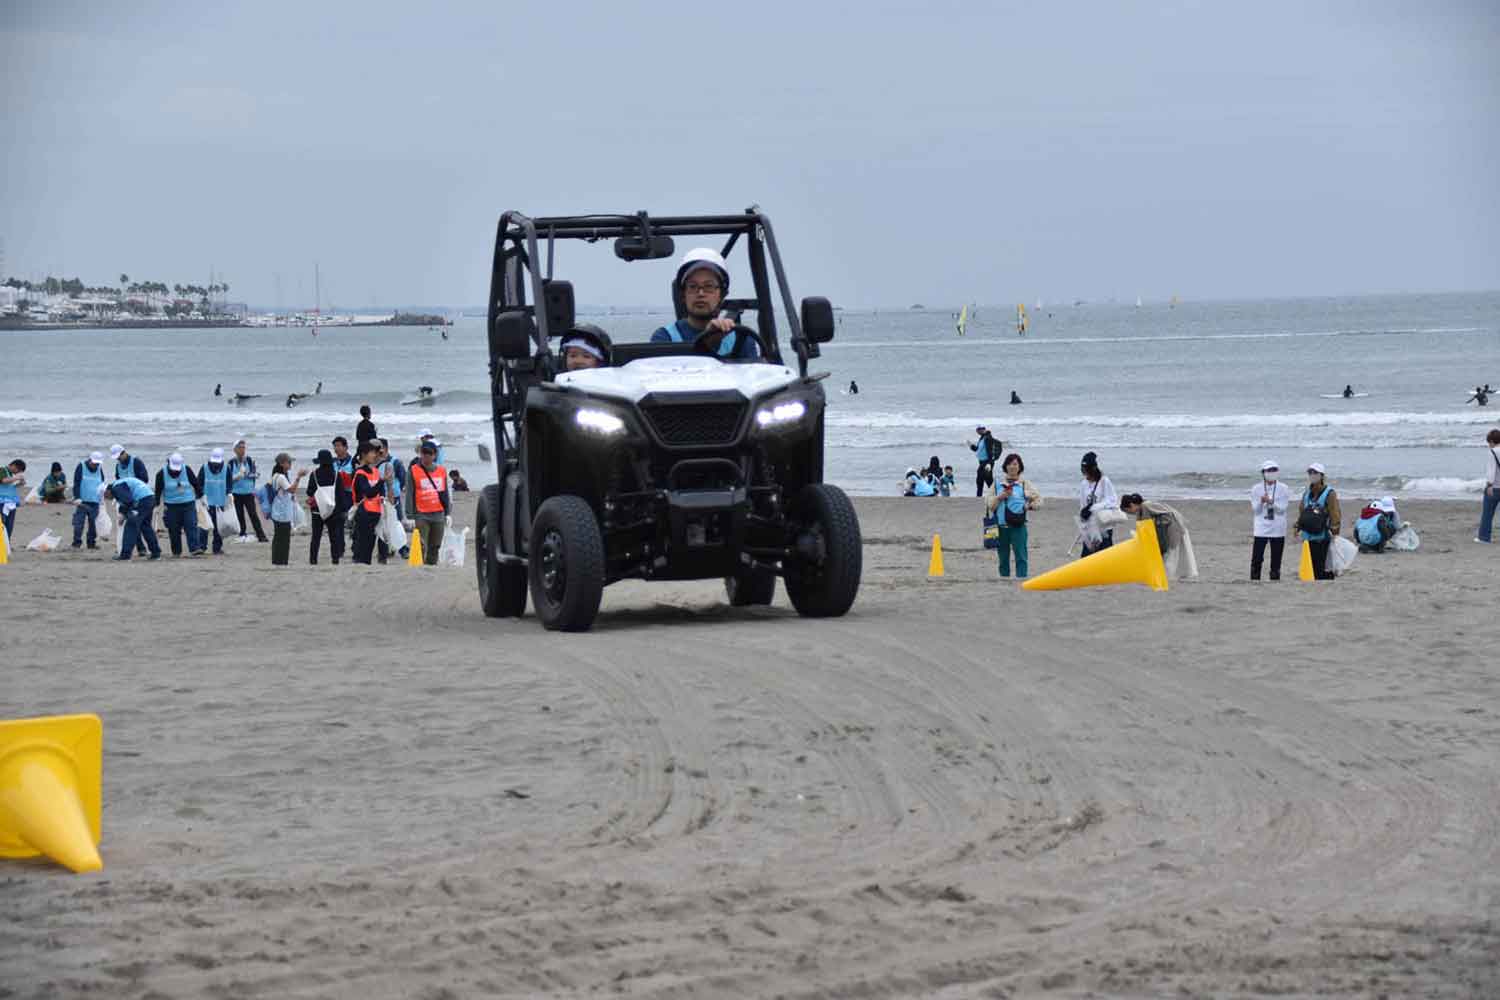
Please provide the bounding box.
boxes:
[691,323,768,359]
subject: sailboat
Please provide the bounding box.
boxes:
[1015,303,1028,336]
[1135,295,1143,308]
[956,303,969,337]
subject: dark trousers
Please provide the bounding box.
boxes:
[120,498,161,558]
[271,520,292,565]
[1251,536,1284,580]
[1081,530,1114,557]
[163,502,201,555]
[119,501,148,553]
[2,504,15,540]
[233,493,268,541]
[353,509,381,564]
[310,512,345,564]
[1308,537,1334,580]
[975,464,989,497]
[206,505,225,553]
[72,502,99,546]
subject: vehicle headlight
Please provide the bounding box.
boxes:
[755,400,806,429]
[576,408,625,435]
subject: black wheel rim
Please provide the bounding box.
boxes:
[476,519,490,599]
[540,528,566,605]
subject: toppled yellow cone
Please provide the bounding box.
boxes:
[0,714,103,873]
[1022,518,1170,593]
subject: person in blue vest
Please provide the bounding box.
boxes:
[0,458,25,541]
[109,444,151,556]
[967,426,1003,497]
[71,451,108,549]
[377,438,406,561]
[198,447,232,555]
[1354,496,1401,553]
[649,248,760,360]
[155,452,205,557]
[1294,462,1342,580]
[107,476,162,560]
[227,438,269,542]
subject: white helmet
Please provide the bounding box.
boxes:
[676,247,729,295]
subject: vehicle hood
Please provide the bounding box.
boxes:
[556,356,800,404]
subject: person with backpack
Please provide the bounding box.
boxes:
[1478,428,1500,544]
[984,452,1041,578]
[967,427,1003,497]
[1295,462,1342,580]
[1120,493,1199,579]
[1249,460,1291,580]
[1354,497,1401,553]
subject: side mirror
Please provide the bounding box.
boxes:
[614,235,676,261]
[490,309,535,360]
[541,279,574,334]
[800,296,835,344]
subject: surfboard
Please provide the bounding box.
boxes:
[1320,393,1369,399]
[400,394,436,407]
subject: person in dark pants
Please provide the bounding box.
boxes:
[228,438,269,542]
[72,451,107,548]
[1250,459,1290,580]
[968,426,1002,496]
[107,477,162,560]
[1295,462,1341,580]
[109,445,151,555]
[267,452,307,566]
[306,449,350,564]
[351,440,386,564]
[155,452,205,557]
[198,448,232,554]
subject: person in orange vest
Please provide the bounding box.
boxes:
[351,440,387,565]
[406,439,451,565]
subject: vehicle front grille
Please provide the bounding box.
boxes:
[641,402,746,447]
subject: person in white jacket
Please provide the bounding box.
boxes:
[1076,451,1120,555]
[1250,459,1291,580]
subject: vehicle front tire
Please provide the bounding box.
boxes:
[476,483,526,618]
[528,495,605,632]
[725,565,776,606]
[783,483,862,618]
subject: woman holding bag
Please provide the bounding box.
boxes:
[984,453,1041,579]
[351,440,387,565]
[306,449,349,565]
[267,452,307,567]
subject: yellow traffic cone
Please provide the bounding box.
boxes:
[1022,518,1170,593]
[0,714,103,873]
[1298,540,1314,581]
[408,526,423,566]
[927,534,945,577]
[0,520,9,565]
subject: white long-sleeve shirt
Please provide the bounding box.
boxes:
[1250,479,1291,537]
[1487,446,1500,488]
[1077,475,1118,514]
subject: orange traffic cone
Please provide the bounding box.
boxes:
[0,714,103,873]
[927,534,945,577]
[1022,518,1170,593]
[1298,540,1314,581]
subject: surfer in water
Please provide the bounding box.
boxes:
[440,329,449,341]
[214,383,222,397]
[1342,385,1355,399]
[228,392,261,405]
[1468,384,1491,406]
[285,382,323,408]
[848,380,859,395]
[1010,390,1022,405]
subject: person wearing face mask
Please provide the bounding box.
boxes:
[1295,462,1342,580]
[1250,459,1290,580]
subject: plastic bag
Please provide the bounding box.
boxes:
[195,498,214,532]
[439,520,467,567]
[313,483,338,519]
[1328,535,1359,576]
[26,528,61,552]
[94,502,113,541]
[380,500,407,550]
[23,483,41,504]
[291,499,309,534]
[1387,524,1420,552]
[216,505,241,538]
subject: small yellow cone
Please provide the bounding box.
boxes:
[927,534,945,577]
[0,520,9,564]
[0,715,103,873]
[408,526,423,566]
[1021,518,1170,593]
[1298,540,1314,581]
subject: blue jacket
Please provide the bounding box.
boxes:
[651,318,760,359]
[109,477,155,507]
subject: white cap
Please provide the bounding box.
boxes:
[89,451,103,463]
[168,452,184,470]
[1260,459,1279,472]
[109,444,124,458]
[419,427,434,439]
[210,447,224,462]
[1378,495,1396,512]
[1307,462,1326,475]
[677,247,729,285]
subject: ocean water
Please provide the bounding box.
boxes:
[3,291,1497,500]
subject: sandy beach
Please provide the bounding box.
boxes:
[3,494,1497,998]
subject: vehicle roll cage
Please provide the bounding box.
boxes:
[486,207,816,378]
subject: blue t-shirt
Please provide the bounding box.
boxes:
[650,319,759,359]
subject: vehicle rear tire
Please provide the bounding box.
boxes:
[476,483,526,618]
[725,566,776,606]
[783,483,862,618]
[528,495,605,632]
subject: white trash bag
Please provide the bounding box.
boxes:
[94,503,114,541]
[216,505,242,538]
[291,499,309,534]
[439,519,468,568]
[23,483,42,504]
[1387,524,1420,551]
[313,482,338,519]
[195,498,214,532]
[26,528,62,552]
[380,500,407,550]
[1328,535,1359,576]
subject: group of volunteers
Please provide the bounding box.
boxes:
[961,426,1500,582]
[0,404,471,567]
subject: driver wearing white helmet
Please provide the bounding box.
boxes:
[650,248,759,359]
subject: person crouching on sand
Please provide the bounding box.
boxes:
[1250,460,1290,580]
[1120,493,1199,580]
[1295,462,1341,580]
[352,440,386,565]
[984,452,1041,578]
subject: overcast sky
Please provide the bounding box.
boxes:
[3,1,1497,309]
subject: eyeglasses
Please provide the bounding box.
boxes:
[683,281,721,294]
